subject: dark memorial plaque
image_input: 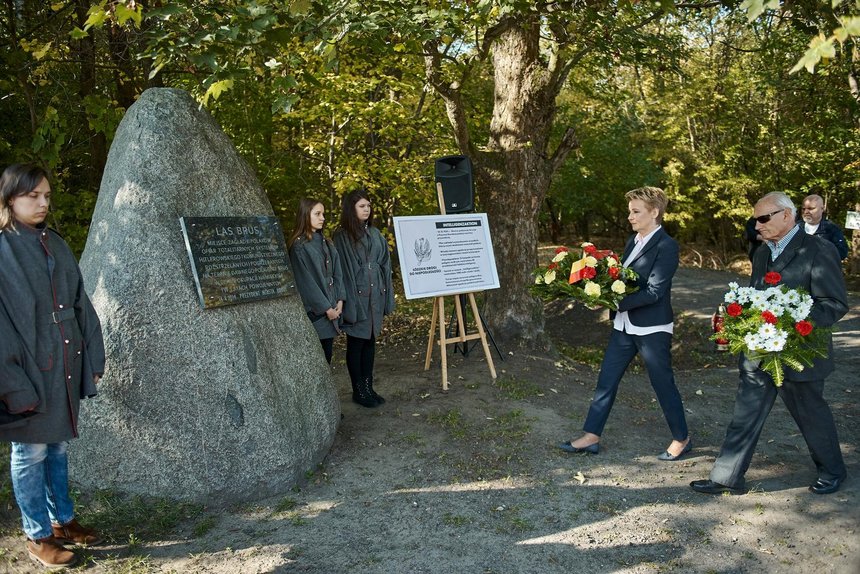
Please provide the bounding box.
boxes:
[180,216,296,309]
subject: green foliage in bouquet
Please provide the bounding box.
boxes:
[710,274,832,387]
[531,243,638,311]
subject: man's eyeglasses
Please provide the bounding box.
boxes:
[754,208,785,224]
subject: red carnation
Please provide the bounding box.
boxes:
[555,246,568,254]
[726,302,743,317]
[583,244,597,255]
[608,267,621,279]
[764,272,781,285]
[761,311,778,325]
[548,262,558,270]
[582,266,597,279]
[795,321,813,336]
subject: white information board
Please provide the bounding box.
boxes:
[393,213,500,299]
[845,211,860,231]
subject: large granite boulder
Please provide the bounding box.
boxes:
[73,88,340,503]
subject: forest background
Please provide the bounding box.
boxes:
[1,0,858,348]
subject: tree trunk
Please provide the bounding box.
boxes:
[473,18,566,348]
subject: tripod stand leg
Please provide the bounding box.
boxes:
[424,296,439,370]
[468,293,497,379]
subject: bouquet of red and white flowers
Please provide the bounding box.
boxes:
[532,242,638,311]
[712,272,831,387]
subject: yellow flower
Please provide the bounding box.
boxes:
[584,281,601,297]
[584,256,598,267]
[552,251,568,263]
[544,270,557,283]
[535,274,544,285]
[611,280,626,294]
[606,257,618,267]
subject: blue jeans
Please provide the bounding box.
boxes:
[10,442,75,540]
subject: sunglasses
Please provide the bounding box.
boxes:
[754,208,785,224]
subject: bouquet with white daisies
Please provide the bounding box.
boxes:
[713,271,831,386]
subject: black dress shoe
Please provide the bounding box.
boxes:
[808,475,846,495]
[689,479,747,495]
[558,441,599,454]
[657,439,693,461]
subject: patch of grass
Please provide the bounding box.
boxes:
[192,515,217,537]
[478,410,532,442]
[495,376,542,400]
[274,497,299,513]
[79,490,204,544]
[88,553,160,573]
[442,513,471,527]
[426,409,469,439]
[555,342,604,369]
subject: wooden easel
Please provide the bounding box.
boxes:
[424,183,497,390]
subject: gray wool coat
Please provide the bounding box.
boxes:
[334,226,395,340]
[0,224,105,443]
[289,232,347,340]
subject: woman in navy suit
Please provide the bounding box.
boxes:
[559,187,692,460]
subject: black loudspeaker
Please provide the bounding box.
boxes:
[434,155,474,213]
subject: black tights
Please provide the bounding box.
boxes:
[346,335,375,383]
[320,337,334,364]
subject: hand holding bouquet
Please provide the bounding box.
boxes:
[532,242,638,311]
[712,272,830,387]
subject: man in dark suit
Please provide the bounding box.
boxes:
[691,192,849,496]
[800,194,849,260]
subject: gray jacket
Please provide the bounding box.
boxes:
[0,225,105,441]
[289,232,346,340]
[334,226,395,339]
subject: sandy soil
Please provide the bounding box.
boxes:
[1,265,858,573]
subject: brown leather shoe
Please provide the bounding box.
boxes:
[51,518,104,546]
[27,536,78,569]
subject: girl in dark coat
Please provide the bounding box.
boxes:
[0,164,105,569]
[334,189,395,408]
[288,198,346,364]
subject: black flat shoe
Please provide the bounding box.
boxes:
[657,439,693,461]
[558,441,599,454]
[808,475,846,495]
[689,479,747,495]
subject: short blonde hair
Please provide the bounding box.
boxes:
[625,186,668,222]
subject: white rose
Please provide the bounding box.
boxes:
[534,275,544,285]
[544,270,556,283]
[584,256,598,267]
[581,242,594,249]
[552,251,568,263]
[584,281,601,297]
[606,257,618,267]
[611,280,626,294]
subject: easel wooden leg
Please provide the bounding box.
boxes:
[437,296,449,391]
[424,296,439,370]
[468,292,497,379]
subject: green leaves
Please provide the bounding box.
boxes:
[790,34,836,74]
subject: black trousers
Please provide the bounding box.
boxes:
[319,337,334,364]
[346,334,375,383]
[710,368,845,488]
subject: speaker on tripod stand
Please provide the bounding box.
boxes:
[432,155,503,361]
[434,155,474,214]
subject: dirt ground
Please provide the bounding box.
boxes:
[1,264,858,573]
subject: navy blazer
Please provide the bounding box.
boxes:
[745,228,848,381]
[611,228,679,328]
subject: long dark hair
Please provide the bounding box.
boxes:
[0,163,49,230]
[288,198,325,248]
[339,188,373,243]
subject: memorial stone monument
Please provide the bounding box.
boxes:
[73,88,340,503]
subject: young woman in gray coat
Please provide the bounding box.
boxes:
[0,164,105,569]
[288,198,345,364]
[334,189,395,408]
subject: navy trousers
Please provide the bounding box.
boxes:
[709,368,845,489]
[583,328,688,441]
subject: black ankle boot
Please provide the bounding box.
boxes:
[352,377,379,408]
[367,377,385,405]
